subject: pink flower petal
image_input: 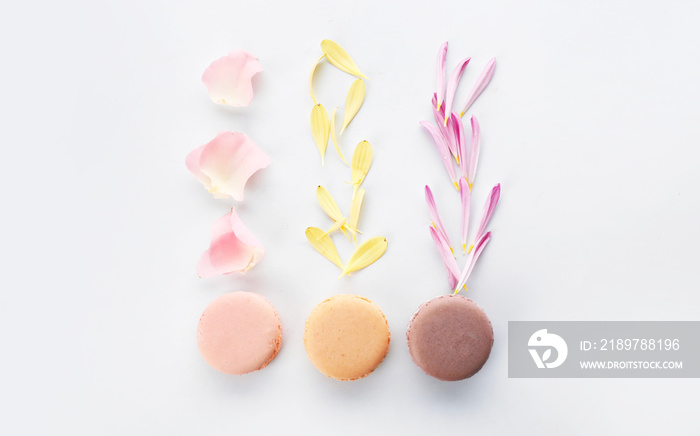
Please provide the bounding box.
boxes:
[473,183,500,245]
[197,209,265,278]
[420,121,457,185]
[425,185,454,253]
[443,57,471,125]
[454,232,491,293]
[186,131,271,201]
[445,112,462,161]
[468,115,481,186]
[429,226,459,289]
[201,51,263,107]
[435,41,449,111]
[460,57,496,116]
[451,112,468,175]
[459,178,471,253]
[431,95,457,159]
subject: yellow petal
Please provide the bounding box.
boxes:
[316,185,345,222]
[329,107,350,166]
[348,188,365,234]
[309,55,325,104]
[306,227,344,269]
[341,79,365,134]
[310,104,330,165]
[320,39,368,79]
[319,218,347,238]
[341,236,388,277]
[351,140,373,194]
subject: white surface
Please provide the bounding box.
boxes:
[2,0,699,434]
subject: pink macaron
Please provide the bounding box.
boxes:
[197,291,282,375]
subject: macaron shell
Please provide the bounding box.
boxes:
[197,291,282,375]
[407,295,493,381]
[304,294,390,381]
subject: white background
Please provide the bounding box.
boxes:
[2,0,699,434]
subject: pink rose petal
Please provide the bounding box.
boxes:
[186,131,271,201]
[197,209,265,278]
[201,50,263,107]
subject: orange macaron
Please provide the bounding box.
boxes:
[304,294,390,381]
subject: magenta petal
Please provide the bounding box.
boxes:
[443,57,471,125]
[425,185,453,252]
[197,209,265,278]
[473,183,501,244]
[431,96,456,158]
[435,41,449,111]
[420,121,457,184]
[429,226,459,289]
[201,51,263,107]
[468,116,481,185]
[461,57,496,116]
[444,112,461,160]
[459,178,471,253]
[451,112,468,175]
[186,131,271,201]
[453,232,491,293]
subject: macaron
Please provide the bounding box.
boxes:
[197,291,282,375]
[406,294,493,381]
[304,294,390,381]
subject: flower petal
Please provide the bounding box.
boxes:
[472,183,500,250]
[340,236,387,277]
[330,107,350,166]
[310,104,330,165]
[459,178,471,254]
[429,226,459,289]
[420,121,457,186]
[461,58,496,117]
[186,131,270,201]
[320,39,368,79]
[430,96,457,160]
[444,112,461,161]
[319,218,347,238]
[201,51,263,107]
[351,140,373,195]
[316,185,345,222]
[309,54,324,104]
[424,185,453,254]
[197,209,265,278]
[453,232,491,294]
[443,57,471,125]
[348,188,365,235]
[468,115,481,187]
[306,227,344,269]
[435,41,448,111]
[341,79,365,134]
[454,113,468,179]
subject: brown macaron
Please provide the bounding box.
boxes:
[407,294,493,381]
